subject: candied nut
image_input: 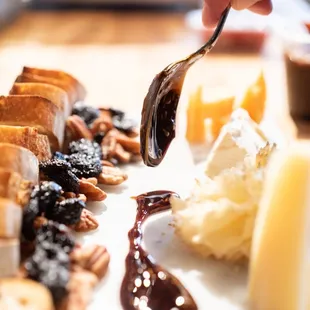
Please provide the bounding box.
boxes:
[79,178,107,201]
[130,153,142,163]
[98,166,128,185]
[114,143,131,163]
[101,160,114,167]
[66,115,93,141]
[101,134,117,160]
[58,267,98,310]
[73,209,98,232]
[80,177,98,186]
[125,127,139,138]
[70,245,110,280]
[77,194,87,202]
[90,114,113,135]
[115,132,140,154]
[33,216,48,230]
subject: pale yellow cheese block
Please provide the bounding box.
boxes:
[248,142,310,310]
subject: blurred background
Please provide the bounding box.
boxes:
[0,0,309,137]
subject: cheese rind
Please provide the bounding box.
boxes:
[248,142,310,310]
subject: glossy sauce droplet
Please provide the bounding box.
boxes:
[120,190,198,310]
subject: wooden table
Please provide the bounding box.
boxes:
[0,9,307,139]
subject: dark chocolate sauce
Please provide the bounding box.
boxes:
[120,190,198,310]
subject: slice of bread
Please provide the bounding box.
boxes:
[23,66,86,103]
[10,82,71,119]
[0,125,51,161]
[0,169,22,205]
[0,95,64,151]
[16,73,77,106]
[0,143,38,183]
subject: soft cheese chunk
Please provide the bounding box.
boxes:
[205,109,267,178]
[248,142,310,310]
[171,109,272,261]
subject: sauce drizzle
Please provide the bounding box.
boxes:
[120,190,198,310]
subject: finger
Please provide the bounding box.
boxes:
[232,0,260,10]
[248,0,273,15]
[202,0,229,28]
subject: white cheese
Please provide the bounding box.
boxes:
[205,108,267,178]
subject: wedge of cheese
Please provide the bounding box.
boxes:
[0,169,22,203]
[0,198,21,238]
[0,125,51,161]
[10,82,71,119]
[0,143,38,183]
[0,95,64,151]
[205,109,267,178]
[0,239,19,277]
[248,142,310,310]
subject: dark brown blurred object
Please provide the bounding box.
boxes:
[30,0,198,10]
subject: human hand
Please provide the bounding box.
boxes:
[202,0,273,28]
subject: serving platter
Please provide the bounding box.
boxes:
[85,117,289,310]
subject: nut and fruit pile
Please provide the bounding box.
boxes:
[0,66,141,309]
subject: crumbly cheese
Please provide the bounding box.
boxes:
[205,109,267,178]
[171,109,270,261]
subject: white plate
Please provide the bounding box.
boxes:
[78,120,287,310]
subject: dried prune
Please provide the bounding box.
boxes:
[40,158,71,173]
[45,198,85,225]
[25,245,70,304]
[109,107,125,119]
[94,132,106,145]
[31,181,62,214]
[40,159,79,193]
[72,102,100,126]
[21,199,40,241]
[36,221,75,254]
[68,139,102,159]
[112,117,137,134]
[68,153,102,178]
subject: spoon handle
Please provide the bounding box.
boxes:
[188,4,231,64]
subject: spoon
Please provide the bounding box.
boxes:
[140,5,231,167]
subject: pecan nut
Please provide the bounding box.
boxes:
[59,267,98,310]
[73,209,99,232]
[98,166,128,185]
[101,134,117,160]
[114,143,131,163]
[115,132,140,154]
[70,245,110,280]
[66,115,93,141]
[79,179,107,201]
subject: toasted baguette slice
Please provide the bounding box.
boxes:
[23,66,86,103]
[0,197,22,238]
[0,125,51,161]
[0,169,22,204]
[0,240,20,277]
[0,95,64,151]
[0,143,38,183]
[16,72,77,106]
[10,82,71,119]
[0,278,54,310]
